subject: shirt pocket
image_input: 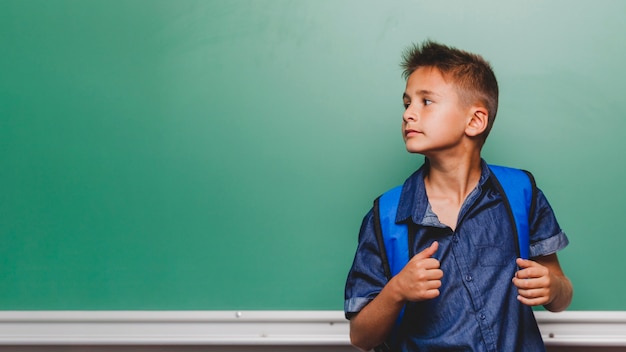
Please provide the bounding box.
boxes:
[477,246,508,266]
[465,205,516,266]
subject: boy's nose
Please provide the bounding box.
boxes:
[403,108,417,122]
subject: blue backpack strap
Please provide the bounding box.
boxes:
[374,185,407,347]
[489,165,535,259]
[377,185,408,277]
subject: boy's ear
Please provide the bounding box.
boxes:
[465,105,489,138]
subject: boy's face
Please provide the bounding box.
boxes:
[401,66,471,157]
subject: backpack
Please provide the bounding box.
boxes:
[372,165,537,351]
[374,165,537,283]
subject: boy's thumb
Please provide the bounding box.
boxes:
[415,241,438,260]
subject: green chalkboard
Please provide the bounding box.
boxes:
[1,0,625,310]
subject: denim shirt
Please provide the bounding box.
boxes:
[345,161,569,351]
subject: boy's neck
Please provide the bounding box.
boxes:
[424,154,483,206]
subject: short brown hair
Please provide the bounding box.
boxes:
[401,40,499,143]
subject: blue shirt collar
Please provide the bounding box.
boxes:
[395,159,493,226]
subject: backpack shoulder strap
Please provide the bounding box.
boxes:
[374,185,407,349]
[488,165,537,259]
[376,185,407,278]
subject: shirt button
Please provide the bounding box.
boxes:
[480,314,486,320]
[465,275,473,282]
[453,236,459,243]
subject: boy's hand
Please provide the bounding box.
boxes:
[512,258,555,306]
[391,241,443,302]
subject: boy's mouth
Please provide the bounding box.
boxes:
[404,128,421,137]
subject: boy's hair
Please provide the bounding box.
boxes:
[401,40,499,144]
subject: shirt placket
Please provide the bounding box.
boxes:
[450,230,497,352]
[451,186,498,352]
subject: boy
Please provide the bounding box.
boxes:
[344,41,573,351]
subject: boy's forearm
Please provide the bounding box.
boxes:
[350,281,406,351]
[544,274,573,312]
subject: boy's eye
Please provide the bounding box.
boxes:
[403,102,410,109]
[424,99,432,105]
